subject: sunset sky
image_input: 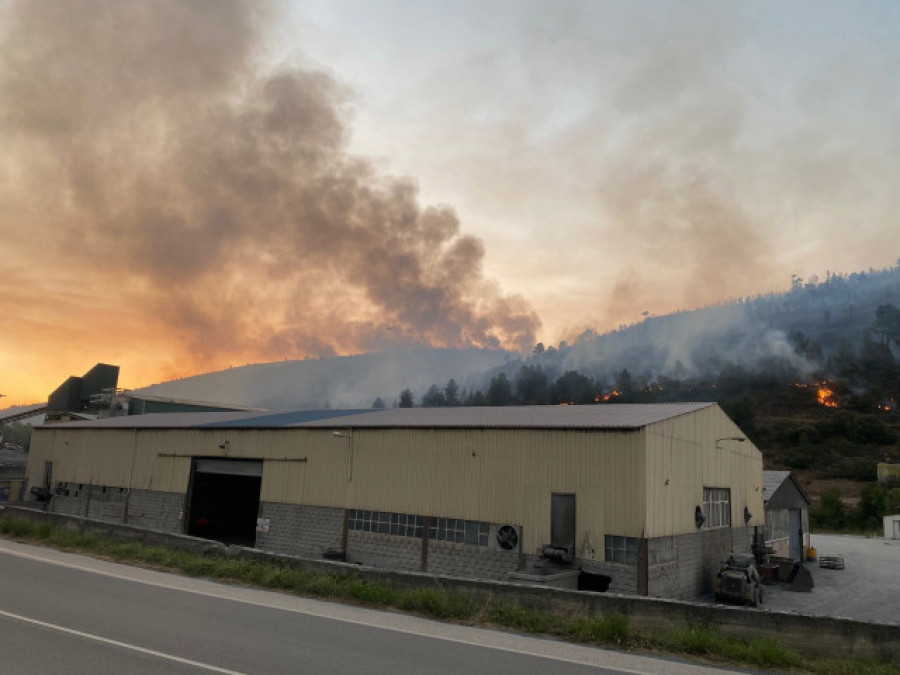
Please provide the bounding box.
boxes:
[2,0,899,405]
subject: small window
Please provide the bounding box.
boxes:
[703,487,731,528]
[429,517,490,546]
[604,535,638,565]
[347,510,489,546]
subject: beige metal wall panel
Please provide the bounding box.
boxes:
[340,427,647,555]
[260,460,305,503]
[28,424,649,556]
[34,414,783,555]
[132,430,199,493]
[25,429,55,488]
[643,405,764,538]
[45,429,137,487]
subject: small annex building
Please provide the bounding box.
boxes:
[25,403,763,600]
[762,470,811,560]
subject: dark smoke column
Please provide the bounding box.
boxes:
[0,0,540,366]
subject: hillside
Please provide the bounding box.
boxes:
[134,264,900,482]
[404,264,900,490]
[135,348,514,410]
[10,264,899,516]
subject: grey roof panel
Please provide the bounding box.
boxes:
[40,403,715,431]
[763,470,811,505]
[199,409,374,428]
[763,470,791,501]
[292,403,715,429]
[0,403,46,423]
[45,411,263,429]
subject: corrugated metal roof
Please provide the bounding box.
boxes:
[127,393,264,412]
[199,409,372,428]
[42,403,714,431]
[0,403,46,423]
[293,403,714,429]
[46,410,262,429]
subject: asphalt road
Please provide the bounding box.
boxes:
[0,538,742,675]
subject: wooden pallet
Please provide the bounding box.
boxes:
[819,555,845,569]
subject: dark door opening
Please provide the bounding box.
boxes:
[578,571,611,592]
[187,459,262,547]
[551,493,576,556]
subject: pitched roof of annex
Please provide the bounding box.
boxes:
[41,402,715,431]
[763,470,811,505]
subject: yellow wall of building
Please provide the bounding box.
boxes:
[30,424,647,556]
[643,406,764,537]
[27,404,762,557]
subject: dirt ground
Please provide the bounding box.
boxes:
[756,533,900,625]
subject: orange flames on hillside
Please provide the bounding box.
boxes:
[794,381,840,408]
[817,385,839,408]
[595,390,622,403]
[558,389,623,406]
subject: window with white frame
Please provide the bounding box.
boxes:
[347,509,490,546]
[604,535,638,565]
[703,487,731,528]
[429,518,489,546]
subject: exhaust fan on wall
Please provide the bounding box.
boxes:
[496,524,519,550]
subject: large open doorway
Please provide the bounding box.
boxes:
[187,458,262,547]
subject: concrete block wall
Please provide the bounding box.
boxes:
[50,495,86,517]
[49,485,184,534]
[346,530,423,572]
[125,489,184,533]
[648,526,753,599]
[85,485,128,523]
[426,539,520,581]
[256,502,344,558]
[88,499,126,523]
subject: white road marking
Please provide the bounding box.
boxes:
[0,539,732,674]
[0,607,245,674]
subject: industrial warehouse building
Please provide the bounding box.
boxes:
[25,403,763,599]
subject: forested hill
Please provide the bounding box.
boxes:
[405,263,900,484]
[135,262,900,482]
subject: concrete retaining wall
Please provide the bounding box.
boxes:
[2,505,897,664]
[2,504,222,555]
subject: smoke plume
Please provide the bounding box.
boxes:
[0,0,538,382]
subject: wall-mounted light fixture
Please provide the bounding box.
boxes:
[744,506,752,524]
[695,505,705,528]
[218,440,230,451]
[715,436,746,449]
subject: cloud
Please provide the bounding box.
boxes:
[0,0,539,391]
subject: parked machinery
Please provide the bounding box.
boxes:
[715,553,764,607]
